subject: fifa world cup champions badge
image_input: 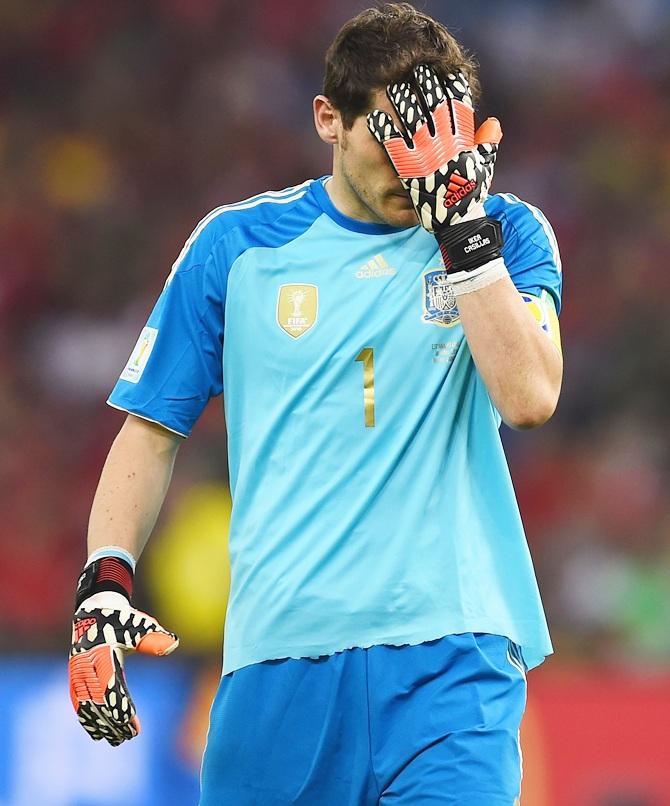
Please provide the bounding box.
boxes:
[276,284,319,339]
[421,269,460,327]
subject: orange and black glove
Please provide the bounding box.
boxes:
[368,65,507,291]
[68,555,179,746]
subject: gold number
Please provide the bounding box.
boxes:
[355,347,375,428]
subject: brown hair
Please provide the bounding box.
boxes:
[324,3,480,128]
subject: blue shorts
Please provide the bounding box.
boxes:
[200,633,526,805]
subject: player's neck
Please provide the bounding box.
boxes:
[324,173,384,225]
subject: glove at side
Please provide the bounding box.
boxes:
[69,557,179,746]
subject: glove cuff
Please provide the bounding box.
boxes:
[436,216,504,273]
[75,556,134,609]
[448,257,509,297]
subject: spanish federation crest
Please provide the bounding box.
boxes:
[276,283,318,339]
[421,269,460,327]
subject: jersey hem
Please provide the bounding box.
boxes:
[222,621,553,677]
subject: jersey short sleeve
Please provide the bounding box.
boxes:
[108,219,227,437]
[486,193,563,314]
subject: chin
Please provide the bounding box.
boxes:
[383,207,419,228]
[377,193,418,228]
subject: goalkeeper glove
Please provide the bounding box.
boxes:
[68,554,179,746]
[367,64,507,294]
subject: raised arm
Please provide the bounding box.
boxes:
[455,278,562,429]
[367,65,562,429]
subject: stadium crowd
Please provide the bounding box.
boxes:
[2,0,670,665]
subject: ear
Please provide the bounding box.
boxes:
[313,95,341,145]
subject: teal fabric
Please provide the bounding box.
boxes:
[109,178,561,674]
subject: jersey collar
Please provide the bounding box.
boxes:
[312,176,413,235]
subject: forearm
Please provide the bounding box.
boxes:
[87,414,181,559]
[457,275,562,429]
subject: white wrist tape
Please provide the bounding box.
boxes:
[86,545,137,572]
[449,257,509,297]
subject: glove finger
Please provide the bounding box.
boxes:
[70,643,141,743]
[412,64,446,115]
[402,66,475,168]
[69,648,131,744]
[367,110,404,146]
[77,699,129,746]
[108,607,177,654]
[73,605,177,656]
[476,142,499,179]
[93,703,138,747]
[386,80,428,139]
[443,69,474,107]
[69,644,117,712]
[136,629,179,656]
[368,109,424,178]
[97,709,139,747]
[104,646,140,729]
[474,117,503,147]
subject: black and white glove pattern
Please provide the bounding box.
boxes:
[69,592,179,746]
[368,65,505,276]
[367,65,501,229]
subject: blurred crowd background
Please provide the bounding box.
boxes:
[1,0,670,803]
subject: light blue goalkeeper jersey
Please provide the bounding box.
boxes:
[109,177,562,674]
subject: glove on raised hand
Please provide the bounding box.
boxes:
[367,65,506,288]
[68,555,179,746]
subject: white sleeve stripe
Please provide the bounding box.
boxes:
[106,401,189,438]
[176,183,312,264]
[166,184,311,286]
[507,648,527,680]
[197,179,314,220]
[500,193,562,274]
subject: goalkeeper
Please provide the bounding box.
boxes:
[69,3,562,803]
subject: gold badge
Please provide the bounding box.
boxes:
[276,284,318,339]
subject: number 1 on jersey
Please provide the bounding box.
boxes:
[355,347,375,428]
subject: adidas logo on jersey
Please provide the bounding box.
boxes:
[356,254,397,279]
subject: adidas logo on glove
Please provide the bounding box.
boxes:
[444,173,477,208]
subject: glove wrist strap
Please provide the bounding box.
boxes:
[86,545,136,571]
[75,556,134,609]
[448,257,509,297]
[436,216,504,273]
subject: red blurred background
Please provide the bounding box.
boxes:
[1,1,670,803]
